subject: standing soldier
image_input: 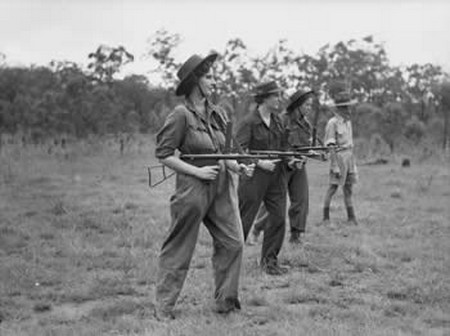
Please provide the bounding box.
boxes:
[236,81,289,276]
[322,91,359,226]
[248,89,317,245]
[282,89,316,243]
[154,52,254,320]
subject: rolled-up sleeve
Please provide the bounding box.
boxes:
[155,106,187,159]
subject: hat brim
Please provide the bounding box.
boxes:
[251,88,283,97]
[175,53,218,96]
[286,90,314,112]
[331,99,358,107]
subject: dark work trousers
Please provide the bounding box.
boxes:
[287,166,309,233]
[253,165,309,235]
[238,164,287,265]
[156,165,244,313]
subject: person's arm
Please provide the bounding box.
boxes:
[235,117,251,152]
[324,118,336,147]
[156,106,220,181]
[160,155,220,181]
[224,159,255,177]
[155,106,186,159]
[324,119,339,173]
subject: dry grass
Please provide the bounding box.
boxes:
[0,138,449,336]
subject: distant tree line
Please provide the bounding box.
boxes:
[0,30,449,151]
[0,45,178,142]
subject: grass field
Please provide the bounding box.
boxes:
[1,138,449,336]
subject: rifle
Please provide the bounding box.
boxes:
[179,148,326,161]
[148,165,175,188]
[148,144,348,187]
[148,118,341,188]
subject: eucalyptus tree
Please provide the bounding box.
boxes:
[403,63,444,121]
[144,29,181,89]
[87,45,134,84]
[438,81,450,149]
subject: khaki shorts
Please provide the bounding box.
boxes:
[329,171,358,186]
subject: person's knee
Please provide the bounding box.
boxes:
[270,215,286,230]
[180,197,204,218]
[326,185,338,197]
[343,183,353,195]
[227,236,244,253]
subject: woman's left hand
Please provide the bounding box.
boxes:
[239,163,255,177]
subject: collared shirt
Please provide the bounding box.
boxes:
[155,100,228,159]
[236,108,286,151]
[281,111,311,148]
[324,114,354,148]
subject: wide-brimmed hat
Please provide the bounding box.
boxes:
[331,91,357,107]
[252,81,282,98]
[286,89,315,112]
[175,53,218,96]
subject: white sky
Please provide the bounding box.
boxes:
[1,0,450,78]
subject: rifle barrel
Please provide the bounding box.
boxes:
[180,150,324,161]
[180,153,278,160]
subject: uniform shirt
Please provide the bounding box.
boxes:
[236,108,286,152]
[324,114,353,148]
[155,100,227,159]
[324,114,357,180]
[281,111,311,148]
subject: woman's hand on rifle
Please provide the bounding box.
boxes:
[195,165,221,181]
[257,159,281,172]
[226,160,255,177]
[287,157,306,170]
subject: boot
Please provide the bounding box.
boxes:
[213,297,240,314]
[347,206,358,225]
[261,259,289,276]
[289,230,303,244]
[322,207,330,225]
[246,227,261,246]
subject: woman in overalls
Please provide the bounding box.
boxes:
[154,53,254,320]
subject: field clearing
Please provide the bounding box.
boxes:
[0,138,449,336]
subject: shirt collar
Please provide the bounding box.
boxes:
[335,113,345,123]
[185,98,219,123]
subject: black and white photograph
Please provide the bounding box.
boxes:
[1,0,449,335]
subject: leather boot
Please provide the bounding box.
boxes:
[289,230,302,244]
[322,207,330,225]
[347,206,358,225]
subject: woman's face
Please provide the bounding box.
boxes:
[338,105,352,120]
[300,96,313,117]
[266,92,282,112]
[198,71,216,97]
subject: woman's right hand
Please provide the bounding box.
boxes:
[195,165,221,180]
[257,159,281,172]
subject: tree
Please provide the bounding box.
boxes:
[374,102,407,153]
[309,36,393,105]
[439,81,450,149]
[404,63,444,121]
[87,45,134,83]
[404,116,426,145]
[145,29,181,89]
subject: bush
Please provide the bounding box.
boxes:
[404,116,426,144]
